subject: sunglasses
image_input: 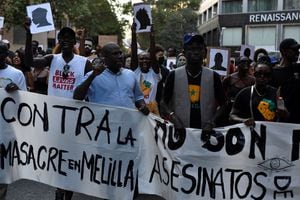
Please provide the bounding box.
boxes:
[254,71,272,78]
[63,64,70,79]
[139,57,150,61]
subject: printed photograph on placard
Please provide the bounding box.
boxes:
[26,3,55,34]
[240,44,255,61]
[207,47,230,76]
[133,3,152,33]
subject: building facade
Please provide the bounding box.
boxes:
[198,0,300,54]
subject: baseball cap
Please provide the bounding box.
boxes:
[183,33,205,45]
[58,27,76,39]
[279,38,300,50]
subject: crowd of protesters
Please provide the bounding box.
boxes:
[0,16,300,200]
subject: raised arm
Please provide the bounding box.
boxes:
[24,17,52,69]
[130,21,138,71]
[24,17,33,71]
[149,24,159,74]
[77,28,86,56]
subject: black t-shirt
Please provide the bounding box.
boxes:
[281,76,300,123]
[233,86,277,121]
[163,68,226,129]
[270,66,293,88]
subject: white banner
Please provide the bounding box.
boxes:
[0,89,147,200]
[1,89,300,200]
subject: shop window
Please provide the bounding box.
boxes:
[222,27,242,46]
[284,25,300,42]
[248,26,276,47]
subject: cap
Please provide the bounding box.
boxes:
[279,38,300,50]
[58,27,76,39]
[183,33,205,45]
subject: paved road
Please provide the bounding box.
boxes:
[6,179,102,200]
[6,180,163,200]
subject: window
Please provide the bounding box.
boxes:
[222,27,242,46]
[198,14,203,25]
[284,25,300,42]
[203,11,207,22]
[213,3,218,16]
[248,26,276,47]
[248,0,277,12]
[222,0,242,14]
[13,25,26,44]
[284,0,300,10]
[208,7,212,20]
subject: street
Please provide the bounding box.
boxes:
[6,179,102,200]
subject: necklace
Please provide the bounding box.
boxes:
[254,86,264,97]
[186,70,201,78]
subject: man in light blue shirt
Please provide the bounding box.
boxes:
[74,43,149,115]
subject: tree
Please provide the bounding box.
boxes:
[0,0,123,41]
[127,0,201,51]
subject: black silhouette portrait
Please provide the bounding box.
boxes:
[211,52,226,71]
[136,8,150,30]
[32,7,51,28]
[243,47,251,58]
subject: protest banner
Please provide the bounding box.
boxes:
[0,89,146,200]
[1,89,300,199]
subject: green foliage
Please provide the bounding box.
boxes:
[0,0,123,41]
[134,0,201,51]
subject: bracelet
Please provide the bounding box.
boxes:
[169,112,175,117]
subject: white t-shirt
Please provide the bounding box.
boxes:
[0,65,27,91]
[48,54,87,98]
[134,67,161,104]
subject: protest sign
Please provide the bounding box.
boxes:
[1,89,300,199]
[26,3,55,34]
[133,3,152,33]
[207,47,230,76]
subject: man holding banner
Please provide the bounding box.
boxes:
[73,42,149,116]
[0,41,27,200]
[24,18,92,200]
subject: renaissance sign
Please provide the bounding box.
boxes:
[1,89,300,199]
[249,11,300,24]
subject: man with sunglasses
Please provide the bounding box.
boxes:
[24,18,92,200]
[230,59,279,126]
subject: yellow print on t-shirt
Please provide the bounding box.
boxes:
[189,84,201,103]
[257,98,276,121]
